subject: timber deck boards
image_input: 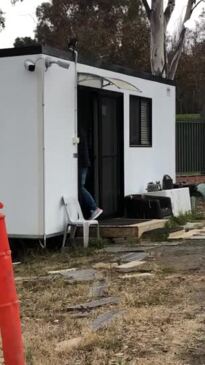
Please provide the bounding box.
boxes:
[99,218,168,239]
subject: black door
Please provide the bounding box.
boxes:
[78,88,124,218]
[96,94,124,217]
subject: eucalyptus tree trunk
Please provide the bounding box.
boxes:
[150,0,165,76]
[141,0,204,80]
[142,0,175,78]
[167,0,193,79]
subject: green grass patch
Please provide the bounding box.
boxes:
[166,211,204,230]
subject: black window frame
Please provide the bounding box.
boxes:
[129,95,152,147]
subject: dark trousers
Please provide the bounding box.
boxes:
[79,168,97,214]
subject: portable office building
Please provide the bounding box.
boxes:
[0,46,175,239]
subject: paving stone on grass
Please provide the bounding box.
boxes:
[48,268,77,274]
[115,260,146,273]
[92,262,118,270]
[66,297,119,312]
[103,245,145,254]
[62,269,102,283]
[120,273,154,279]
[118,252,147,263]
[90,309,124,331]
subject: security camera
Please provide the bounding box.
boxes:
[24,60,35,72]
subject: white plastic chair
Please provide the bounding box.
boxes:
[61,196,100,249]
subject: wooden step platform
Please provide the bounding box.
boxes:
[99,218,168,240]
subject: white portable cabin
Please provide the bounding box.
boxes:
[0,46,175,239]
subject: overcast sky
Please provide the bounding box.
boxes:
[0,0,204,49]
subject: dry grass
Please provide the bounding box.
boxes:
[8,241,205,364]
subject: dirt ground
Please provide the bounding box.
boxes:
[8,238,205,364]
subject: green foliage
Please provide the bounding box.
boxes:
[34,0,150,71]
[175,20,205,114]
[166,211,204,230]
[14,37,38,48]
[176,114,202,121]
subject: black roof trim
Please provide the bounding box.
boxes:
[0,45,175,86]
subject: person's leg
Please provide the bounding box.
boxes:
[79,168,97,213]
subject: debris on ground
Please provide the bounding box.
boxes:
[169,227,205,240]
[13,229,205,364]
[115,260,146,273]
[66,297,120,312]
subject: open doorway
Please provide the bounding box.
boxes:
[78,86,124,218]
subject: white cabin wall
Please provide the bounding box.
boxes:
[77,63,176,195]
[0,55,44,236]
[0,50,175,238]
[124,82,176,194]
[44,58,77,235]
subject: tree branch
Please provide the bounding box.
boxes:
[191,0,205,14]
[167,0,204,79]
[164,0,175,27]
[183,0,194,24]
[168,27,186,79]
[141,0,151,20]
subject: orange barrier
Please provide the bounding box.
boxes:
[0,203,25,365]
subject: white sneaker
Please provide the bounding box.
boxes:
[90,208,103,220]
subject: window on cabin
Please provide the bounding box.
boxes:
[130,95,152,147]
